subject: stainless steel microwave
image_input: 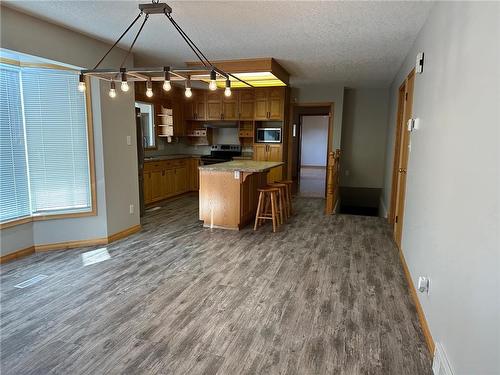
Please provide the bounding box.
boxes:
[256,128,282,143]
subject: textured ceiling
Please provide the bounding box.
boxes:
[2,1,434,87]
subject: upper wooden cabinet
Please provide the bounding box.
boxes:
[223,91,239,121]
[239,90,255,120]
[206,91,223,120]
[184,90,206,121]
[254,88,285,120]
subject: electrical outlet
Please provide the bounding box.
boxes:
[126,135,132,146]
[129,204,134,214]
[417,276,430,294]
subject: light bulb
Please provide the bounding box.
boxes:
[146,88,153,98]
[163,80,171,92]
[121,81,129,92]
[224,78,231,97]
[209,70,217,91]
[109,81,116,98]
[185,87,192,98]
[78,74,86,92]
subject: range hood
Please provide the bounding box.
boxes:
[203,122,238,128]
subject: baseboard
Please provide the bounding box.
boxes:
[300,165,326,169]
[397,246,435,354]
[379,196,388,218]
[1,224,142,263]
[0,246,35,264]
[107,224,141,243]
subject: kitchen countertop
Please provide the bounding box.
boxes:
[199,160,283,172]
[144,154,201,162]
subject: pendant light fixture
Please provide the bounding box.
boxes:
[78,1,253,97]
[209,70,217,91]
[185,77,192,98]
[109,81,117,98]
[163,66,171,92]
[120,68,129,92]
[78,74,86,92]
[146,79,153,98]
[224,78,231,97]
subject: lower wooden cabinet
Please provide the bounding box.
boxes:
[143,158,200,205]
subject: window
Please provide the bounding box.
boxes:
[135,101,156,149]
[0,59,93,224]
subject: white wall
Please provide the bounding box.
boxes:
[291,84,344,150]
[341,88,389,188]
[300,116,329,166]
[0,6,139,254]
[381,3,500,374]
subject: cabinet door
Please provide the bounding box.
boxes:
[206,91,223,120]
[267,144,283,161]
[195,99,206,120]
[184,100,195,120]
[143,171,152,204]
[239,100,255,120]
[150,170,163,201]
[162,169,175,197]
[189,159,200,191]
[174,167,188,194]
[223,94,239,120]
[267,166,283,184]
[268,88,284,120]
[253,144,268,161]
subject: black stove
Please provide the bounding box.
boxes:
[200,144,241,165]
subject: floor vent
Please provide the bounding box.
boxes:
[14,274,48,289]
[432,342,454,375]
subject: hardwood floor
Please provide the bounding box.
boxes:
[0,196,432,375]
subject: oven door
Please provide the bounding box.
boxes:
[256,128,282,143]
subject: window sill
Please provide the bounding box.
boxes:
[0,208,96,230]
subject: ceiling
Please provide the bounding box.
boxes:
[3,1,434,88]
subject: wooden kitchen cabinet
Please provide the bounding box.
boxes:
[239,90,255,120]
[150,170,163,201]
[253,88,285,120]
[161,168,175,198]
[185,90,206,121]
[253,144,283,183]
[174,166,188,194]
[206,91,223,120]
[223,91,239,120]
[189,158,200,191]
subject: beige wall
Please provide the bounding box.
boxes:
[341,88,389,188]
[0,6,139,255]
[382,3,499,373]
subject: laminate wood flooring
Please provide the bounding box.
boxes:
[0,196,432,375]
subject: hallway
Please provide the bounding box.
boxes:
[299,166,326,198]
[0,197,432,374]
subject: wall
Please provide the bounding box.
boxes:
[381,3,499,374]
[341,88,389,188]
[291,84,344,150]
[300,116,329,166]
[0,6,139,255]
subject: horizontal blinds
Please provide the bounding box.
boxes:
[0,64,30,221]
[21,67,91,213]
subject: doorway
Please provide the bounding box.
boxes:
[389,69,415,248]
[299,115,330,197]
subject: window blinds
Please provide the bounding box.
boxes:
[0,64,30,222]
[21,68,91,213]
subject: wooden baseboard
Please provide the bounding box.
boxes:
[1,224,142,263]
[397,246,435,354]
[107,224,141,243]
[35,238,108,252]
[0,246,35,264]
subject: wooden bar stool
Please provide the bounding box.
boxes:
[254,187,280,232]
[280,180,294,216]
[268,183,288,224]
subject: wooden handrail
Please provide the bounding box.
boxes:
[325,149,341,214]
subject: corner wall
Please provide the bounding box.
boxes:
[382,3,500,374]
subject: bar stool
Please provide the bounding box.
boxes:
[268,183,288,224]
[280,180,294,216]
[254,187,280,232]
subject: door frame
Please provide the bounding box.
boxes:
[288,102,334,182]
[389,68,415,247]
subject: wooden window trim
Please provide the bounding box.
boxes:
[0,68,97,230]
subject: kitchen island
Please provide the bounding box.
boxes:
[198,160,284,230]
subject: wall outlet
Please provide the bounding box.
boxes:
[417,276,430,294]
[126,135,132,146]
[129,204,134,214]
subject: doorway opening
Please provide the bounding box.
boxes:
[299,115,330,197]
[289,104,333,199]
